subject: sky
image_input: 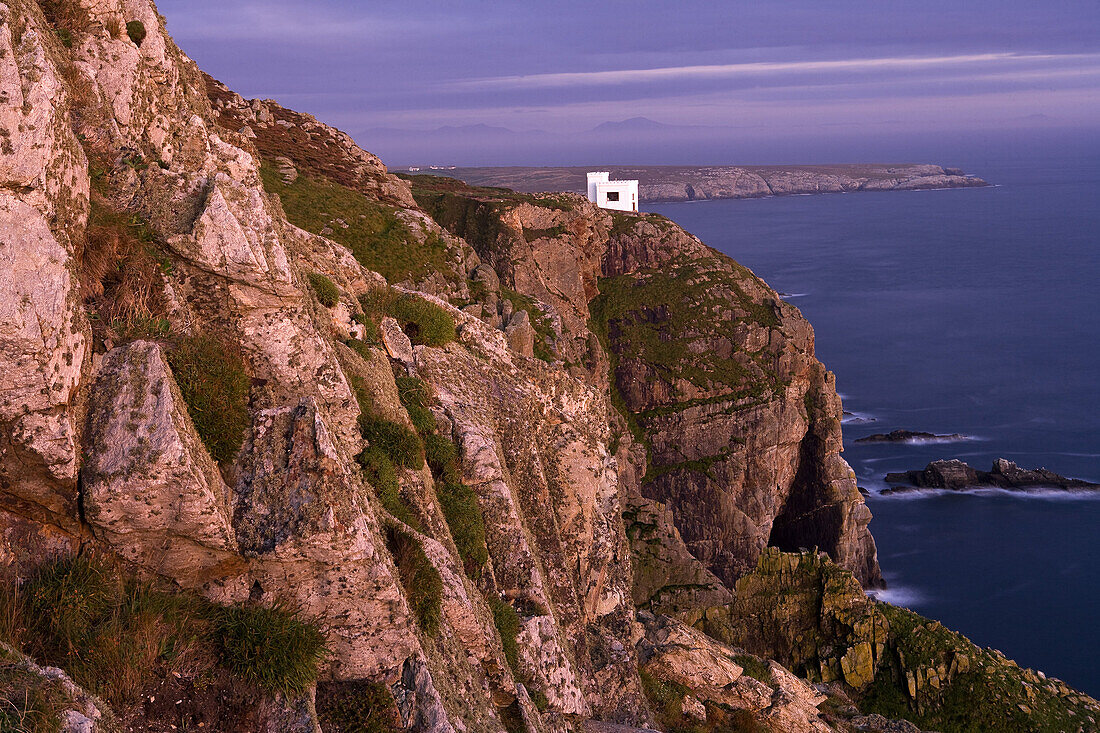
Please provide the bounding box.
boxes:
[158,1,1100,166]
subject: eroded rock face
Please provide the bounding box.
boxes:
[0,0,90,526]
[416,308,651,725]
[690,548,889,691]
[82,341,237,582]
[599,215,882,588]
[637,615,834,733]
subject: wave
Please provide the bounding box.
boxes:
[854,433,982,445]
[867,584,929,609]
[866,485,1100,501]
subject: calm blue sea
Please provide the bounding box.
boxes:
[649,148,1100,696]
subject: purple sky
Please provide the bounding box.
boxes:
[159,1,1100,165]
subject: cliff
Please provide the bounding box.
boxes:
[0,2,1091,732]
[402,164,990,204]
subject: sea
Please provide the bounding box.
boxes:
[648,142,1100,697]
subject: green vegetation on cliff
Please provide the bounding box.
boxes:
[317,679,402,733]
[2,555,327,703]
[82,195,173,343]
[0,649,68,733]
[397,376,490,576]
[591,255,781,401]
[589,252,787,482]
[259,161,450,283]
[487,594,521,673]
[167,334,251,463]
[385,526,443,637]
[217,602,329,695]
[359,288,456,347]
[307,271,340,307]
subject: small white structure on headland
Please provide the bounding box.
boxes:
[587,172,639,212]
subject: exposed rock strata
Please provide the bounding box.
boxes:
[414,179,882,591]
[0,1,1093,731]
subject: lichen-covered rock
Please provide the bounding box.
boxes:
[0,1,90,527]
[691,548,888,689]
[504,309,536,357]
[637,615,834,733]
[381,315,415,366]
[416,306,650,726]
[82,340,237,583]
[168,174,295,291]
[692,549,1100,733]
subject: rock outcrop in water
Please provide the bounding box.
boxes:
[885,459,1100,492]
[854,430,967,444]
[0,1,1092,731]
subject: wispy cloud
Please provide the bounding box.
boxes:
[461,52,1100,89]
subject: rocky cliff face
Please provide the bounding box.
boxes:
[0,2,1092,732]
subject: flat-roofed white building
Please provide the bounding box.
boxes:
[587,172,639,212]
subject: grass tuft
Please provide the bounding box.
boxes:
[437,481,489,574]
[388,295,456,347]
[488,595,521,673]
[81,198,172,343]
[357,447,421,530]
[358,415,423,471]
[395,376,436,435]
[167,335,251,463]
[358,288,455,347]
[423,434,458,477]
[385,527,442,637]
[11,555,329,703]
[307,272,340,308]
[216,602,329,695]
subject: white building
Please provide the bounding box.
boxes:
[587,172,639,212]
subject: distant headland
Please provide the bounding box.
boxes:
[396,163,989,203]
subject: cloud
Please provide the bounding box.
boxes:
[460,52,1100,89]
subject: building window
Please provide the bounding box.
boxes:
[606,191,619,201]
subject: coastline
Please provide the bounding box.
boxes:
[396,162,990,204]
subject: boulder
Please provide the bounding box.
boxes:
[504,310,536,357]
[381,316,415,366]
[81,341,238,582]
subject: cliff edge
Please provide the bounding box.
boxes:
[0,2,1091,732]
